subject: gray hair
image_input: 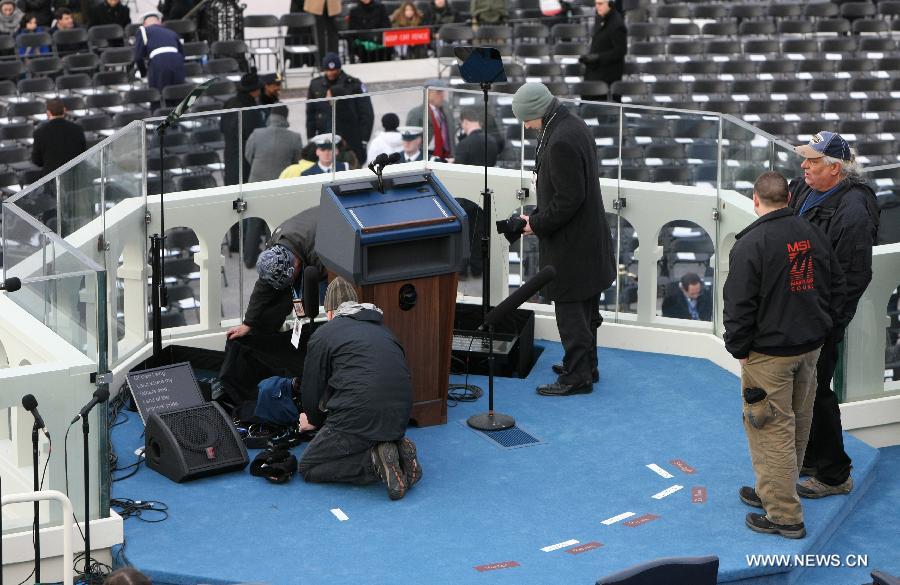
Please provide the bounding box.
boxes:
[822,151,861,183]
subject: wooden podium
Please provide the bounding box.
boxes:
[315,171,469,427]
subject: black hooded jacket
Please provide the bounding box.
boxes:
[724,208,846,360]
[300,307,413,441]
[243,207,327,333]
[788,177,880,325]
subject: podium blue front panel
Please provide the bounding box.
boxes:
[316,171,469,285]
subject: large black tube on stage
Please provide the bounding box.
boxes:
[468,266,556,432]
[481,266,556,330]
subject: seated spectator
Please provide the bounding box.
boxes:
[336,137,360,170]
[661,272,713,321]
[301,133,349,176]
[16,12,50,56]
[51,8,87,54]
[16,0,51,26]
[88,0,130,29]
[0,0,24,35]
[422,0,457,26]
[390,1,424,58]
[398,126,424,162]
[348,0,391,63]
[366,113,403,165]
[104,567,151,585]
[454,107,498,167]
[470,0,507,25]
[279,142,318,179]
[296,277,420,500]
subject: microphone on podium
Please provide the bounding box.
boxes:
[368,152,390,175]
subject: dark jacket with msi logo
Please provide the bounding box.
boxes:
[723,207,846,360]
[788,177,880,326]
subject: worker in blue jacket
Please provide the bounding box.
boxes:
[132,11,185,93]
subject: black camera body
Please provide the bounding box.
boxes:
[496,214,527,244]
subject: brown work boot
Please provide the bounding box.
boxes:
[396,437,422,488]
[371,442,406,500]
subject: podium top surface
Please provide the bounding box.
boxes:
[323,172,463,245]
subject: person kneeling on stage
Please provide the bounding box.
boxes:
[297,277,421,500]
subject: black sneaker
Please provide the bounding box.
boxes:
[745,512,806,539]
[371,442,407,500]
[739,486,763,508]
[396,437,422,488]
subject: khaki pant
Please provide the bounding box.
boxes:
[741,348,821,525]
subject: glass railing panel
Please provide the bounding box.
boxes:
[720,116,773,199]
[863,165,900,246]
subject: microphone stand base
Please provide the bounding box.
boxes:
[467,412,515,431]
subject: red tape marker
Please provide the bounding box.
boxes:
[566,542,603,555]
[624,514,660,527]
[691,486,707,503]
[475,561,520,572]
[671,459,696,474]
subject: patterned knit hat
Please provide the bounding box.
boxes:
[256,245,296,290]
[324,276,358,312]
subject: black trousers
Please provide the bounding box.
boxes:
[315,15,339,58]
[803,330,852,485]
[298,425,379,485]
[554,296,601,384]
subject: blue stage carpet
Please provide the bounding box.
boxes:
[110,343,884,585]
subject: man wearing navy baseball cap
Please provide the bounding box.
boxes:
[306,52,374,163]
[787,130,880,500]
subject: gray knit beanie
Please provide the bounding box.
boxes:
[324,276,358,312]
[512,82,554,123]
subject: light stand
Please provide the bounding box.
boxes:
[31,423,40,584]
[453,47,507,324]
[149,79,217,365]
[453,47,512,431]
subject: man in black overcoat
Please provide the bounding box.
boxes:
[579,0,627,102]
[512,82,616,396]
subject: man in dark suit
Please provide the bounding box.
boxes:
[662,272,713,321]
[513,83,616,396]
[579,0,627,102]
[453,108,498,167]
[32,98,88,235]
[32,98,86,176]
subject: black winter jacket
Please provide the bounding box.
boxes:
[243,207,327,333]
[306,71,374,162]
[528,101,616,301]
[788,177,880,326]
[300,307,412,441]
[582,8,627,86]
[724,208,846,359]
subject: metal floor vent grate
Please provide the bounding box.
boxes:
[462,421,544,449]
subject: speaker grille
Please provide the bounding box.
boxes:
[158,404,245,470]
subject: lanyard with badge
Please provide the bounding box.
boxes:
[531,109,558,194]
[290,286,307,349]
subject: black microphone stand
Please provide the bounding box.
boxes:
[31,423,40,584]
[148,79,216,366]
[81,413,92,581]
[467,319,514,431]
